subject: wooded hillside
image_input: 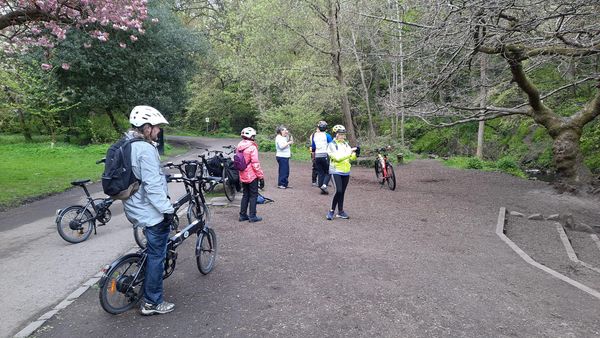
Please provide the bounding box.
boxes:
[1,0,599,189]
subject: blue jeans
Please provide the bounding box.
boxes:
[276,156,290,187]
[143,220,170,305]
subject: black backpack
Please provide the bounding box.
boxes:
[101,137,143,200]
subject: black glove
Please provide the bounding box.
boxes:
[258,178,265,189]
[163,213,175,228]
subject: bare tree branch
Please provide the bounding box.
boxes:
[356,12,434,29]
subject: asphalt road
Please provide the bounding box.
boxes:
[4,137,600,337]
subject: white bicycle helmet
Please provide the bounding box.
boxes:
[241,127,257,139]
[129,105,169,127]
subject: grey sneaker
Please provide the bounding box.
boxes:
[140,301,175,315]
[249,216,263,223]
[326,210,334,220]
[336,211,349,219]
[320,185,329,195]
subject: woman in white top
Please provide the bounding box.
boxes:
[275,125,293,189]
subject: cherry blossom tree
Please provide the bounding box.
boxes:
[0,0,149,49]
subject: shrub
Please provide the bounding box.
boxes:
[88,114,123,143]
[466,157,484,169]
[496,156,520,171]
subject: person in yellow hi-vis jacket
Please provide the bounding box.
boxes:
[326,124,357,220]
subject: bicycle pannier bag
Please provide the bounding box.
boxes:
[233,147,250,171]
[206,156,222,177]
[102,137,143,200]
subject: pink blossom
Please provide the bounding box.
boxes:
[41,63,53,70]
[84,42,92,48]
[130,35,138,42]
[61,63,70,70]
[119,42,126,48]
[2,0,150,49]
[151,18,159,23]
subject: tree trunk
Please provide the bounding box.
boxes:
[350,29,375,141]
[17,109,32,141]
[106,111,122,135]
[476,54,487,158]
[328,0,357,146]
[552,128,592,189]
[396,1,405,147]
[391,63,398,139]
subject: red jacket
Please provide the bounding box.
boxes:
[237,139,264,183]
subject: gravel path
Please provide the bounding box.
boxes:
[11,148,600,337]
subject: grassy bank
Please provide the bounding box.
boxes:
[441,156,526,178]
[0,136,188,210]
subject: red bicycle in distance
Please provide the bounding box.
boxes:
[374,146,396,191]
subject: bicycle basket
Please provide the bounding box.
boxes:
[184,163,198,179]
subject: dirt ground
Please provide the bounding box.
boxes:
[27,150,600,337]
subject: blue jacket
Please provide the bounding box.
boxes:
[123,131,174,228]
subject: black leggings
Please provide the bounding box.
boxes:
[331,174,350,212]
[240,179,259,217]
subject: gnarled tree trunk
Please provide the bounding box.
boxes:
[552,127,592,190]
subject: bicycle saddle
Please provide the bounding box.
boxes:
[71,179,91,186]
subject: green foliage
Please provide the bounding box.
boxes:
[443,156,526,178]
[581,119,600,173]
[258,104,322,142]
[184,82,258,134]
[411,122,479,156]
[49,2,205,139]
[87,114,126,143]
[0,58,77,141]
[466,157,484,169]
[256,134,276,152]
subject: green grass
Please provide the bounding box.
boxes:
[441,156,526,178]
[0,142,108,208]
[0,136,188,209]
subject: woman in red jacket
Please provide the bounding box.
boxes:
[237,127,265,222]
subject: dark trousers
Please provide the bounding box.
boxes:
[240,179,259,217]
[276,156,290,187]
[331,174,350,212]
[143,220,170,305]
[311,159,318,184]
[315,156,331,187]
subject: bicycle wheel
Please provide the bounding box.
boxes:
[133,226,146,249]
[385,163,396,191]
[187,200,211,226]
[196,227,217,275]
[374,160,385,184]
[222,168,236,202]
[56,205,94,244]
[99,253,145,314]
[133,215,179,249]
